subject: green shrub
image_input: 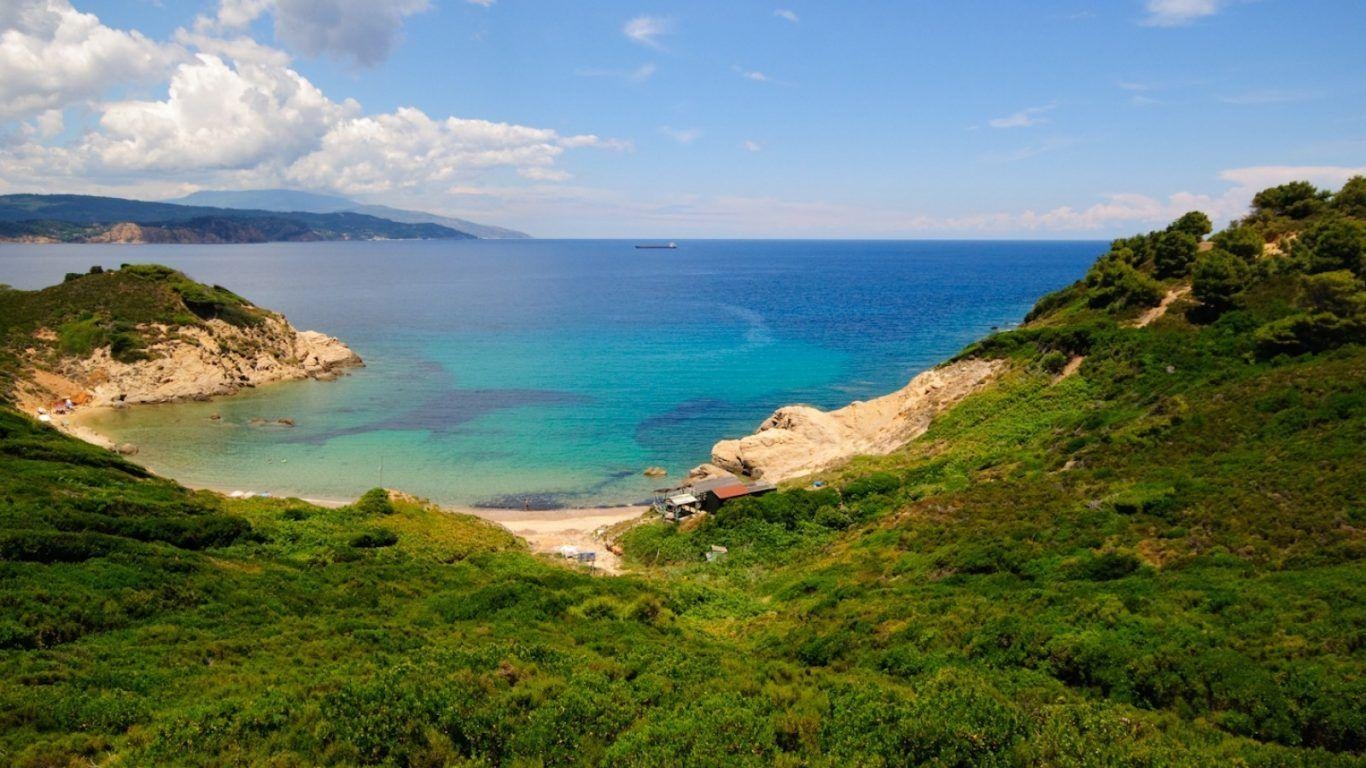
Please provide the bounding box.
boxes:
[354,487,395,515]
[350,528,399,548]
[57,316,107,356]
[1037,349,1070,374]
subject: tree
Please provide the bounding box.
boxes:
[1301,270,1366,319]
[1168,211,1212,240]
[1085,258,1164,310]
[1192,248,1249,313]
[1153,230,1199,278]
[1211,226,1264,263]
[1251,181,1330,220]
[1295,218,1366,275]
[1332,175,1366,218]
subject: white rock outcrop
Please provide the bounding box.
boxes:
[709,358,1005,483]
[42,316,361,407]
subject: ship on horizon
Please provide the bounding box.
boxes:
[634,242,678,249]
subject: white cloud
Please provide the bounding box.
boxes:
[1217,165,1366,192]
[742,140,763,152]
[174,28,294,66]
[988,103,1057,129]
[1141,0,1227,27]
[85,54,355,172]
[467,0,495,6]
[198,0,274,31]
[623,15,673,49]
[733,66,770,83]
[660,126,701,144]
[774,9,799,23]
[0,0,182,121]
[33,109,64,139]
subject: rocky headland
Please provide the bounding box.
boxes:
[706,358,1005,482]
[16,317,360,410]
[3,266,362,416]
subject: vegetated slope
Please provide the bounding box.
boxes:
[0,194,473,242]
[0,179,1362,766]
[617,178,1366,761]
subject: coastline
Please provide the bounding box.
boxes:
[57,405,646,571]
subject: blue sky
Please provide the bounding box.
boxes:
[2,0,1363,236]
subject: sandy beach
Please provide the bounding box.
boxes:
[51,405,648,573]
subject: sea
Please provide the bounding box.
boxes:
[0,239,1103,508]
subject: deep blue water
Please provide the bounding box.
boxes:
[0,239,1102,506]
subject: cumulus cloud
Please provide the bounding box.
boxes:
[988,103,1056,129]
[0,0,182,120]
[623,15,673,49]
[1141,0,1227,27]
[774,9,799,23]
[86,54,356,172]
[272,0,430,67]
[742,140,763,152]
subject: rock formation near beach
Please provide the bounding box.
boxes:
[708,358,1005,482]
[37,317,361,407]
[3,265,361,411]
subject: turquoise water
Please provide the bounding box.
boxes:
[0,239,1102,506]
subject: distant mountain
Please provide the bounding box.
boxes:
[171,189,356,214]
[0,194,474,244]
[171,189,530,239]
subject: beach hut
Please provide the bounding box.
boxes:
[658,492,701,521]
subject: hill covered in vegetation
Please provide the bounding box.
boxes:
[0,179,1362,766]
[0,194,474,243]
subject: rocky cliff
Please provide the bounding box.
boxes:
[15,315,360,409]
[708,358,1004,482]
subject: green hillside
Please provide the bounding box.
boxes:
[0,179,1362,766]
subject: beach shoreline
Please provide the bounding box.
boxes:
[55,404,648,572]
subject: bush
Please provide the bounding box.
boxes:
[842,471,901,500]
[350,528,399,548]
[354,488,395,515]
[57,316,107,356]
[1037,349,1070,374]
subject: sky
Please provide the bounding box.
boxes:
[1,0,1364,237]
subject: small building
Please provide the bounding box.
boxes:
[653,479,776,520]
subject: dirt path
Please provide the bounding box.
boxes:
[1133,285,1191,328]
